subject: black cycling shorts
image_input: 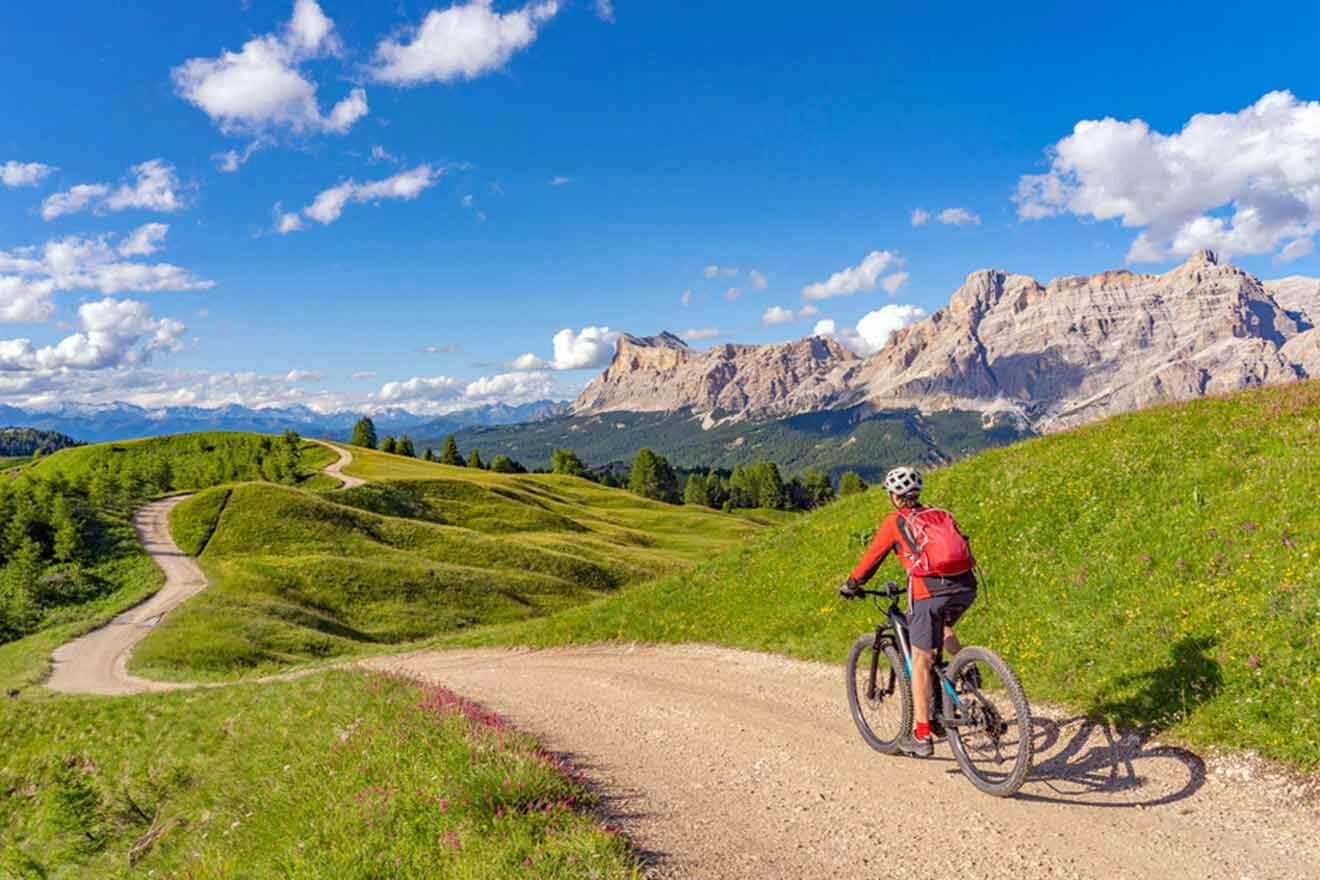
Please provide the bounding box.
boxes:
[908,588,976,651]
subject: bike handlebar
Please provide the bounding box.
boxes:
[856,580,906,599]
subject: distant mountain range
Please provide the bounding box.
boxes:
[0,400,569,445]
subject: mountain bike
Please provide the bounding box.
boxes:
[844,581,1033,797]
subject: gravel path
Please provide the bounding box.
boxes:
[313,439,365,488]
[46,496,201,696]
[369,645,1320,880]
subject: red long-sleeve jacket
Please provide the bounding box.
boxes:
[849,506,976,601]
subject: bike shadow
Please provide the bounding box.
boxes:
[1011,714,1206,808]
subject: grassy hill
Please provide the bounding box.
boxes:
[130,446,770,682]
[445,405,1030,481]
[0,670,636,877]
[0,433,337,691]
[447,381,1320,769]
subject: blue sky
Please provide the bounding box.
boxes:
[3,0,1319,413]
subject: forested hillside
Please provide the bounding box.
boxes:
[0,427,81,459]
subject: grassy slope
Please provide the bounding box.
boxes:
[447,382,1320,769]
[0,671,636,878]
[132,448,767,681]
[0,435,336,691]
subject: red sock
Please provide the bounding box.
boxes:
[914,722,931,740]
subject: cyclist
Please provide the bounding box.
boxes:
[838,466,977,758]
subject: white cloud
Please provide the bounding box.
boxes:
[936,207,980,226]
[2,161,56,188]
[507,352,549,370]
[910,208,931,226]
[284,368,323,382]
[172,0,366,136]
[594,0,615,22]
[724,287,741,301]
[680,290,692,306]
[0,298,189,372]
[41,160,184,220]
[373,370,563,412]
[549,326,619,369]
[748,269,768,290]
[762,305,795,326]
[213,142,263,173]
[118,223,170,257]
[824,304,927,356]
[371,1,561,86]
[378,375,463,402]
[802,250,907,301]
[351,370,378,380]
[549,175,571,186]
[1016,90,1320,263]
[285,164,444,229]
[681,327,720,341]
[0,231,214,298]
[704,264,738,279]
[0,276,56,323]
[463,370,558,403]
[1277,237,1314,263]
[40,184,110,221]
[370,145,399,164]
[798,303,818,317]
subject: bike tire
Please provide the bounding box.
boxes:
[945,646,1033,797]
[845,634,911,754]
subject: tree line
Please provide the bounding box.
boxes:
[351,417,528,473]
[0,428,81,458]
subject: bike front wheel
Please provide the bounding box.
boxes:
[945,646,1033,797]
[845,634,911,754]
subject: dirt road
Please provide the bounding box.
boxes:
[370,646,1320,880]
[313,439,365,488]
[46,496,202,696]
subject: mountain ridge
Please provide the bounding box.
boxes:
[573,252,1320,432]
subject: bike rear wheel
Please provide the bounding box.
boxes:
[845,634,911,754]
[945,646,1033,797]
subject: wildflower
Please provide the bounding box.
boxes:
[1248,656,1260,668]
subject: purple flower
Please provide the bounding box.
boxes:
[1247,656,1260,668]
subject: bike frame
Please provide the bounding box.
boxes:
[864,587,964,717]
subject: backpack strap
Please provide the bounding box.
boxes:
[894,511,923,563]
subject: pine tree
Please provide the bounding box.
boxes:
[550,448,586,477]
[490,455,518,473]
[797,469,834,509]
[839,471,869,496]
[440,435,465,466]
[683,473,709,506]
[423,447,436,462]
[397,435,417,458]
[52,496,82,564]
[628,448,679,503]
[381,436,397,455]
[466,449,485,469]
[351,417,378,450]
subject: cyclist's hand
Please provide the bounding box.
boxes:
[838,579,863,600]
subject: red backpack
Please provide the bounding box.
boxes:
[896,507,974,578]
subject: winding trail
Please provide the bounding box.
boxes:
[313,439,365,488]
[41,440,1320,878]
[46,496,203,696]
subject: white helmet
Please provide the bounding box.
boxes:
[883,466,923,497]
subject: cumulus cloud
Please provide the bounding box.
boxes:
[681,327,720,341]
[42,160,184,220]
[0,276,57,323]
[802,250,907,301]
[0,230,214,302]
[463,370,558,403]
[118,223,170,257]
[819,304,927,356]
[704,264,738,279]
[749,269,768,290]
[913,207,979,226]
[214,142,264,173]
[371,1,561,86]
[1276,237,1314,263]
[509,326,621,371]
[373,370,563,413]
[280,164,444,231]
[761,305,795,326]
[2,161,56,188]
[377,375,463,402]
[172,0,367,136]
[0,298,188,372]
[798,303,818,317]
[1016,90,1320,263]
[284,368,323,382]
